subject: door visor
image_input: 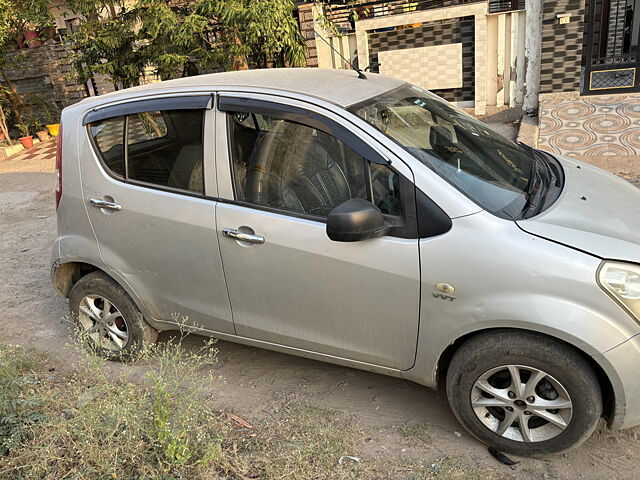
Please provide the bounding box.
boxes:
[218,95,389,165]
[83,95,213,125]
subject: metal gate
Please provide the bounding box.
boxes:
[582,0,640,94]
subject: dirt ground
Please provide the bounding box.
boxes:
[2,150,640,479]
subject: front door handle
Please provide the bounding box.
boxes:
[222,228,265,245]
[90,198,122,211]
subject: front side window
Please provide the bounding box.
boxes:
[349,85,561,219]
[89,109,204,194]
[370,161,402,217]
[228,112,372,218]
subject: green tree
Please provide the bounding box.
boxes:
[195,0,307,71]
[64,0,145,89]
[66,0,306,89]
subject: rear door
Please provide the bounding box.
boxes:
[81,95,233,333]
[214,94,421,369]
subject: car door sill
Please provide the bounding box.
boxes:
[151,319,405,378]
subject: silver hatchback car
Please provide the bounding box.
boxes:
[51,68,640,455]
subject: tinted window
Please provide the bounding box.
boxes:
[228,112,370,218]
[349,84,537,219]
[127,110,203,193]
[371,162,402,216]
[128,111,168,144]
[90,116,125,177]
[88,109,204,194]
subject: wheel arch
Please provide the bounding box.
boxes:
[52,260,100,298]
[52,260,160,328]
[434,327,615,424]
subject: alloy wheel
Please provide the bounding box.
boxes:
[471,364,573,443]
[78,294,129,351]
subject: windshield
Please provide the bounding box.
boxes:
[348,84,537,219]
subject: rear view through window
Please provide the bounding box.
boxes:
[90,116,125,177]
[89,109,204,194]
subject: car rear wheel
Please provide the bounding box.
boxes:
[446,330,602,455]
[69,271,158,359]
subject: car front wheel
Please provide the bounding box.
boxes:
[446,330,602,455]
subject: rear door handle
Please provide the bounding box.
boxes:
[222,228,265,245]
[89,198,122,211]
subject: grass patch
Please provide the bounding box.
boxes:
[0,338,241,479]
[424,457,497,480]
[0,345,47,457]
[400,422,433,444]
[0,337,496,479]
[248,405,362,479]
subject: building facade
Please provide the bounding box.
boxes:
[303,0,528,115]
[302,0,639,113]
[579,0,639,95]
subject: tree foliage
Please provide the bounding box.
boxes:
[0,0,53,49]
[66,0,307,89]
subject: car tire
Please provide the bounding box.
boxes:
[446,330,602,455]
[69,271,158,359]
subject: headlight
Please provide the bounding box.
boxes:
[598,261,640,320]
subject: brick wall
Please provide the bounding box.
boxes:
[540,0,586,94]
[298,3,318,67]
[367,16,476,103]
[2,42,88,124]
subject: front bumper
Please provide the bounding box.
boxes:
[594,333,640,430]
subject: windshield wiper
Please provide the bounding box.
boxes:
[518,142,550,218]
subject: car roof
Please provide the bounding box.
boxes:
[81,68,405,108]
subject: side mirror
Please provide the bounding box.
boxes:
[326,198,388,242]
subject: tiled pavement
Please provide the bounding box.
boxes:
[6,137,58,164]
[538,93,640,157]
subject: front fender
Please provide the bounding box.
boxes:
[403,293,638,388]
[404,212,640,387]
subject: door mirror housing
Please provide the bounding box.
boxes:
[326,198,388,242]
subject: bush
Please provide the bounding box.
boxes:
[0,331,496,479]
[0,345,47,457]
[0,336,245,479]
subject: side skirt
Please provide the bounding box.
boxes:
[150,318,406,379]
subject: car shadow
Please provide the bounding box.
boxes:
[157,330,460,434]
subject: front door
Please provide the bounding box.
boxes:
[214,96,420,369]
[82,98,233,333]
[583,0,640,94]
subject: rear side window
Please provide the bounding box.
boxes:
[90,116,125,177]
[127,110,203,192]
[128,111,168,144]
[88,109,204,194]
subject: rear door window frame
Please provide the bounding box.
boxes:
[85,94,213,198]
